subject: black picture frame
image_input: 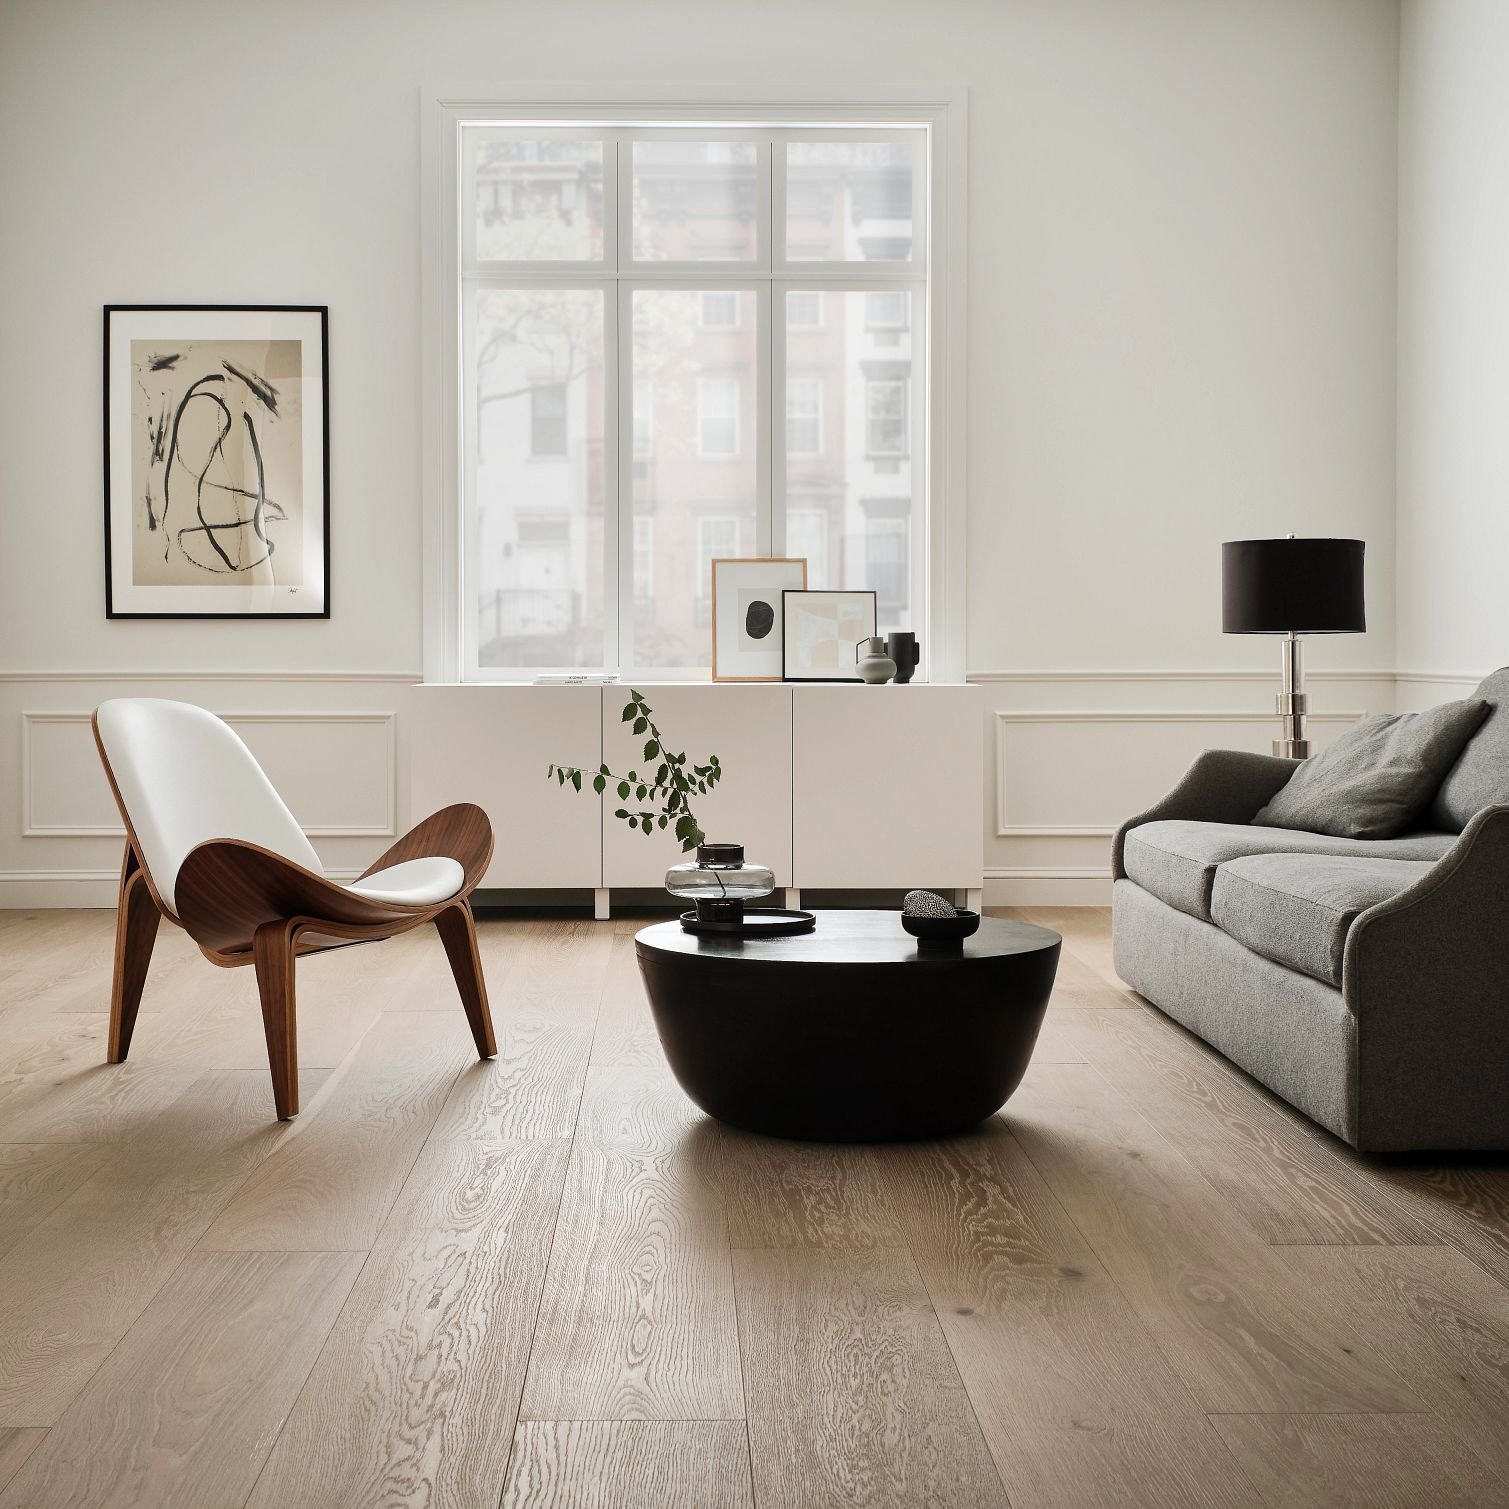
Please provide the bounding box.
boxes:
[103,304,331,619]
[780,589,878,682]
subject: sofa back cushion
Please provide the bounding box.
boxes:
[1429,667,1509,832]
[1253,699,1487,839]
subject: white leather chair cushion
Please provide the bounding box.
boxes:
[95,698,322,915]
[346,857,464,907]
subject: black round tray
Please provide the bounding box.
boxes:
[679,907,817,938]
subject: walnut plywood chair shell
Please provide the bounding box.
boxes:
[92,698,497,1119]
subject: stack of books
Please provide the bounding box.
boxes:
[533,672,620,686]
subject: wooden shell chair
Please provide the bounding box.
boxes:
[92,697,497,1119]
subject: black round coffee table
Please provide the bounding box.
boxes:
[635,910,1061,1141]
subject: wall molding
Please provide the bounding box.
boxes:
[0,670,421,683]
[993,707,1361,837]
[967,668,1396,684]
[21,710,398,838]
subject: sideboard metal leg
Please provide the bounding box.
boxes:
[594,887,610,921]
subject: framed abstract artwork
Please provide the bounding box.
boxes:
[710,557,807,681]
[781,589,877,682]
[103,305,329,617]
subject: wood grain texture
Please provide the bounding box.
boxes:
[500,1421,754,1509]
[719,1130,903,1249]
[1208,1413,1508,1508]
[873,1123,1262,1509]
[0,1250,363,1509]
[247,1137,571,1509]
[520,1069,743,1421]
[0,1144,111,1261]
[1007,1064,1423,1414]
[734,1245,1006,1509]
[197,1011,474,1251]
[1046,1007,1431,1246]
[0,1432,45,1495]
[1277,1243,1509,1487]
[106,856,159,1061]
[0,1069,321,1426]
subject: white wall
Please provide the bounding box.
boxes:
[1395,0,1509,692]
[0,0,1404,905]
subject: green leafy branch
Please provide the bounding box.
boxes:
[548,689,722,852]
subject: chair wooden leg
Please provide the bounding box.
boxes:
[252,918,301,1120]
[108,866,161,1063]
[435,900,497,1059]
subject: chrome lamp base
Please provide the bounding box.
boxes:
[1273,632,1310,759]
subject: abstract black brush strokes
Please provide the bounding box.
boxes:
[130,338,304,588]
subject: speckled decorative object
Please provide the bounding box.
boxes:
[903,889,957,919]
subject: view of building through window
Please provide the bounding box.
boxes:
[461,123,926,674]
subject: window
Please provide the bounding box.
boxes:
[786,377,823,458]
[530,383,568,457]
[699,291,741,329]
[697,376,741,459]
[446,110,940,678]
[786,290,823,330]
[866,380,908,457]
[865,291,909,330]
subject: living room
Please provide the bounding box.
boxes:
[2,1,1507,1505]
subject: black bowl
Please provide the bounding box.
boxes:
[900,909,981,948]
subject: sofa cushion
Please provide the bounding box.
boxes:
[1211,853,1433,986]
[1252,700,1487,839]
[1122,819,1455,922]
[1431,667,1509,832]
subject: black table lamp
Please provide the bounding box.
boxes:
[1222,537,1366,758]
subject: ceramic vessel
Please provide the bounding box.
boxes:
[855,637,898,684]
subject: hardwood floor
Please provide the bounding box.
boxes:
[1,907,1508,1507]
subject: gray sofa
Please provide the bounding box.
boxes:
[1111,667,1509,1152]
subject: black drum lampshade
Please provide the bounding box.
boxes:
[1222,538,1366,635]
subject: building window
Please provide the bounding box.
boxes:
[786,377,823,458]
[786,290,824,330]
[452,115,934,676]
[865,291,909,330]
[530,382,568,457]
[697,376,740,459]
[698,291,741,329]
[865,513,909,620]
[866,380,908,457]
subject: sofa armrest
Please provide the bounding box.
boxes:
[1342,804,1509,1150]
[1111,749,1300,879]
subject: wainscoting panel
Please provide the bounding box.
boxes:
[21,711,396,839]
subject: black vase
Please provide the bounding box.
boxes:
[887,632,920,683]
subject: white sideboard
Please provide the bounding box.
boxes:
[411,683,982,905]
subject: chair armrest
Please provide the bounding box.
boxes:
[1111,749,1299,878]
[360,802,494,894]
[1341,804,1509,1149]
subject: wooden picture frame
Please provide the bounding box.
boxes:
[781,589,878,682]
[103,304,330,618]
[711,557,808,681]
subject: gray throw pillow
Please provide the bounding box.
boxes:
[1253,699,1489,839]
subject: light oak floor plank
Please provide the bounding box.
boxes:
[520,1068,743,1421]
[1007,1063,1424,1414]
[1046,1007,1432,1246]
[197,1011,476,1252]
[1208,1412,1508,1509]
[499,1420,754,1509]
[734,1245,1007,1509]
[0,1250,363,1509]
[873,1122,1262,1508]
[1276,1243,1509,1488]
[247,1137,572,1509]
[0,1143,112,1261]
[0,1432,45,1495]
[0,1069,324,1426]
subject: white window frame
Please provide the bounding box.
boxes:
[421,86,967,684]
